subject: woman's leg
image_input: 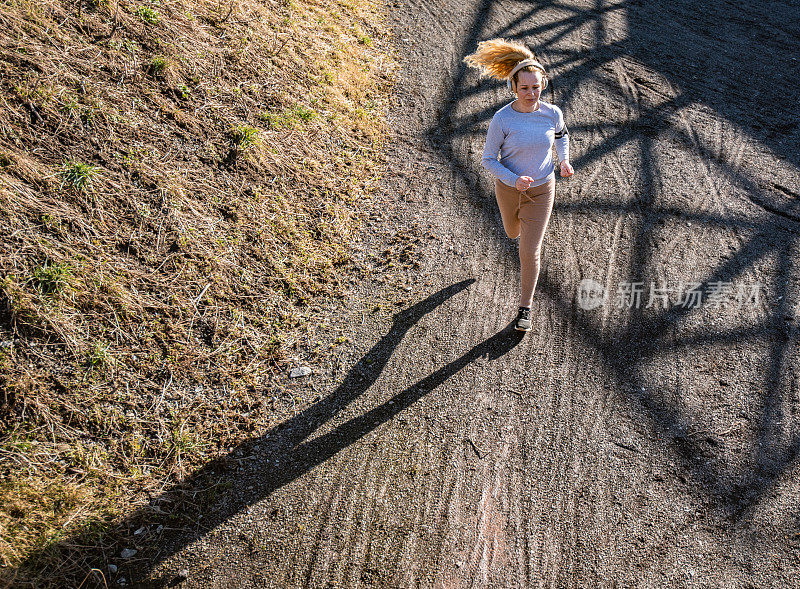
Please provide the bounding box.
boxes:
[494,179,521,239]
[517,178,555,308]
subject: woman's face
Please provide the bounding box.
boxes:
[514,70,543,107]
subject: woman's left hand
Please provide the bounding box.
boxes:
[560,161,574,177]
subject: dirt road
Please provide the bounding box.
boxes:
[131,0,800,586]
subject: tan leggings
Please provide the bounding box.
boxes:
[495,177,555,308]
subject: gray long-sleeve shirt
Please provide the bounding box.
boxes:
[481,100,569,188]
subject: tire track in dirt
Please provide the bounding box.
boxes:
[662,77,738,221]
[409,436,458,586]
[337,446,384,587]
[458,429,512,587]
[296,459,355,584]
[658,68,800,224]
[601,215,624,327]
[429,448,464,586]
[564,46,643,313]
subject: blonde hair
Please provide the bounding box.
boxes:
[463,38,546,86]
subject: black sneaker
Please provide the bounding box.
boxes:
[514,306,532,331]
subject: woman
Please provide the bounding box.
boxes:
[465,39,574,332]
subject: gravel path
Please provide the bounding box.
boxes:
[133,0,800,586]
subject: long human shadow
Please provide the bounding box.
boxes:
[136,300,525,587]
[428,0,800,521]
[17,280,479,586]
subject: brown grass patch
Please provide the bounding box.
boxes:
[0,0,396,584]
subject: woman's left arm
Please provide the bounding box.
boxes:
[554,107,574,177]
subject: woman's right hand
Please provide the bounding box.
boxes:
[515,176,534,192]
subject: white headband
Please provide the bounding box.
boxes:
[506,58,546,90]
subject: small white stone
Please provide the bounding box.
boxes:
[120,548,137,559]
[108,564,118,574]
[289,366,312,378]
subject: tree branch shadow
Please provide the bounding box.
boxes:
[429,0,800,524]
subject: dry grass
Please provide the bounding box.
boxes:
[0,0,395,584]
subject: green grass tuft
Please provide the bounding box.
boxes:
[135,6,160,24]
[60,161,97,193]
[259,105,317,130]
[230,124,259,150]
[86,341,112,368]
[150,56,170,74]
[29,261,72,296]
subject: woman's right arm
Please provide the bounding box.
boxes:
[481,114,521,188]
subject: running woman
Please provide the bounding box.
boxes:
[464,39,574,331]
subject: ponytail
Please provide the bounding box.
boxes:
[464,38,548,91]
